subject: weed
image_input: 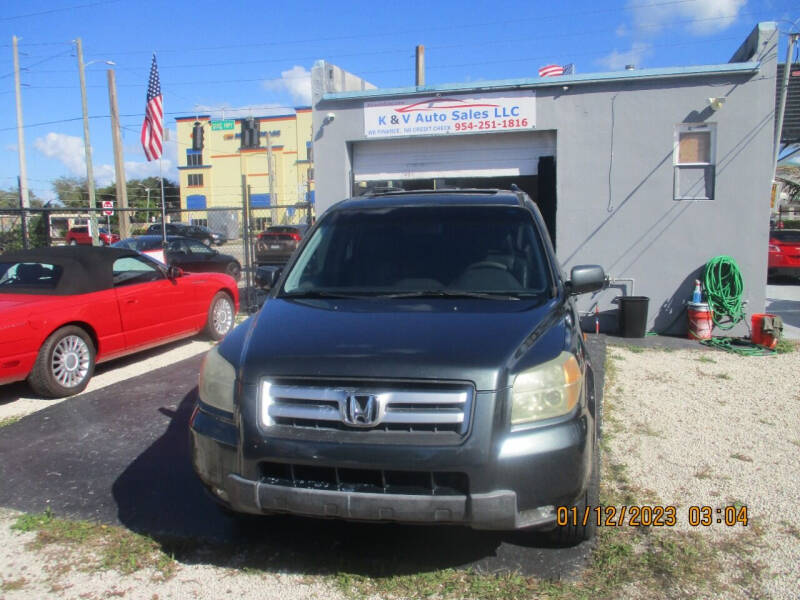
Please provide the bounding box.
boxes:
[696,355,716,364]
[694,465,713,479]
[730,453,753,463]
[790,440,800,449]
[633,421,663,438]
[1,577,27,591]
[780,521,800,540]
[775,337,796,354]
[715,373,732,380]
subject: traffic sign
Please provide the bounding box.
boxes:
[102,200,114,216]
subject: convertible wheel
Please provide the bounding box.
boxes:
[28,326,95,398]
[204,292,235,340]
[225,261,241,281]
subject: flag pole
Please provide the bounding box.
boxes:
[159,157,167,245]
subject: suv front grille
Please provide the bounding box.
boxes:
[261,381,473,439]
[259,462,469,496]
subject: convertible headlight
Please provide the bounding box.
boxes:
[511,351,582,425]
[198,345,236,413]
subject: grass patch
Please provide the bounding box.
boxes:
[624,345,645,354]
[775,337,796,354]
[696,355,716,364]
[0,415,22,428]
[12,509,176,578]
[714,373,732,380]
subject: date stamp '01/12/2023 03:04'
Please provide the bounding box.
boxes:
[556,505,749,528]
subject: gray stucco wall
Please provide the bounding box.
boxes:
[312,24,778,336]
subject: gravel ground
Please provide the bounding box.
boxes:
[605,344,800,599]
[0,339,798,598]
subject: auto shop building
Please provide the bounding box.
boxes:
[311,23,778,335]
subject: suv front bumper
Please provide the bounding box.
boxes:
[190,396,594,531]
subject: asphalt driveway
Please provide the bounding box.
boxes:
[0,337,605,579]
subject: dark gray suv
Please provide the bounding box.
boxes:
[190,189,605,546]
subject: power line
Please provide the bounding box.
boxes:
[0,0,122,22]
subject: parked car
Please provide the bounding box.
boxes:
[113,235,241,280]
[146,223,226,246]
[768,229,800,280]
[66,226,120,246]
[191,189,605,546]
[254,224,309,265]
[0,246,238,398]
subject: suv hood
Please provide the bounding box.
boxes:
[235,296,565,391]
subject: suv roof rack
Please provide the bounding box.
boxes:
[364,188,503,197]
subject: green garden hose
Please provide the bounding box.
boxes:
[703,255,745,330]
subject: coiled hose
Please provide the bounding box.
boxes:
[703,255,745,330]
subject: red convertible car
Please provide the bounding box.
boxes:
[0,246,239,398]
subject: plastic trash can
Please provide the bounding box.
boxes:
[618,296,649,338]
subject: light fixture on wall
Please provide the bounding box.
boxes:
[707,97,726,111]
[324,112,336,124]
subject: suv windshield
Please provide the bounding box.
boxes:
[282,205,552,298]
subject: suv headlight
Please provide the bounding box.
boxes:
[511,351,582,426]
[198,345,236,413]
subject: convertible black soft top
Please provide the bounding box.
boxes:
[0,246,142,295]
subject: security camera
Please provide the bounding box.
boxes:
[326,112,336,122]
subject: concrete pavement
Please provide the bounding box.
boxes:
[765,282,800,340]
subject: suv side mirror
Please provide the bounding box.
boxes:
[255,265,282,289]
[567,265,606,295]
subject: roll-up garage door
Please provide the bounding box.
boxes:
[352,131,556,182]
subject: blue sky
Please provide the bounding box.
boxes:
[1,0,798,202]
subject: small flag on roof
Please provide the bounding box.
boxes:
[538,63,574,77]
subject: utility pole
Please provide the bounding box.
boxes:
[13,36,30,248]
[266,130,276,225]
[75,38,100,246]
[416,45,425,87]
[107,68,130,239]
[774,32,799,178]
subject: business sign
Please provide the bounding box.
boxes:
[364,91,535,139]
[101,200,114,216]
[210,120,235,131]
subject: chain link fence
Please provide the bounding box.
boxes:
[0,201,314,312]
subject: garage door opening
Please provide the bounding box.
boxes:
[352,162,557,247]
[352,133,557,246]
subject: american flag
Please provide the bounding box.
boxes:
[140,54,163,161]
[538,63,575,77]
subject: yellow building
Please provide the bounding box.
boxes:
[175,108,314,236]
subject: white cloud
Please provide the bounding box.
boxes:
[34,132,86,175]
[600,0,744,70]
[598,42,652,71]
[631,0,746,35]
[35,130,178,187]
[262,66,312,106]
